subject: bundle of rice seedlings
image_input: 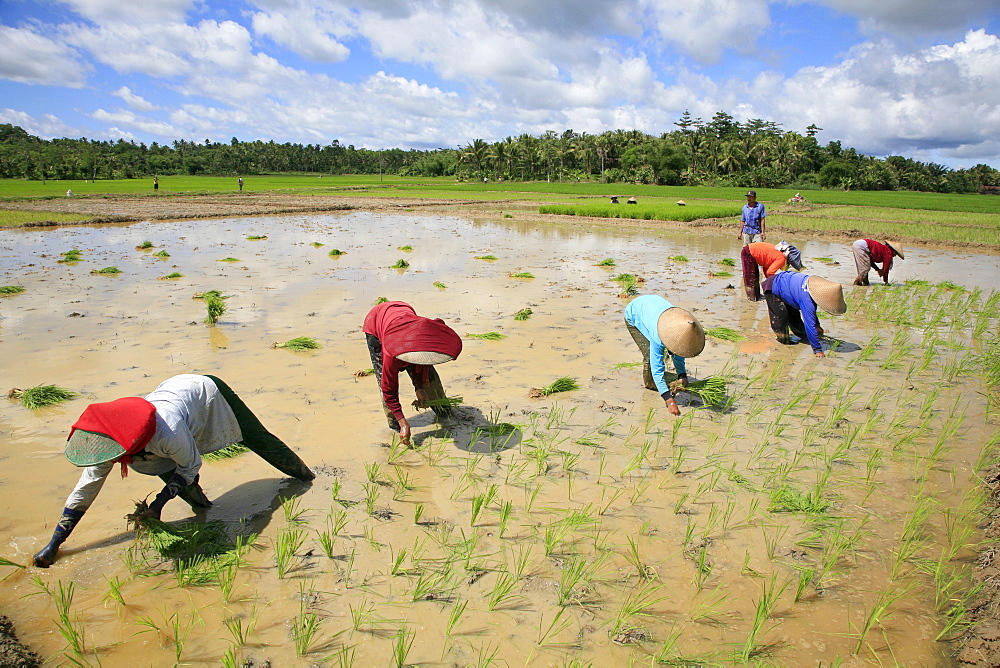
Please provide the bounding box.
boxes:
[719,258,736,267]
[513,308,533,321]
[705,327,746,342]
[136,241,154,250]
[131,512,238,559]
[328,248,346,256]
[193,289,230,301]
[671,255,689,262]
[246,235,267,240]
[596,258,616,267]
[528,376,579,398]
[613,273,639,297]
[91,266,122,275]
[398,245,413,251]
[203,444,249,461]
[311,241,325,247]
[204,294,227,324]
[679,377,727,408]
[467,332,507,340]
[159,272,183,280]
[153,250,170,258]
[0,286,26,295]
[475,255,498,261]
[58,249,82,263]
[8,385,78,409]
[375,297,389,304]
[218,257,241,263]
[423,396,464,408]
[709,271,734,278]
[391,259,410,269]
[434,281,447,289]
[274,336,321,350]
[509,272,534,279]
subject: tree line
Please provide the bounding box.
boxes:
[1,111,997,193]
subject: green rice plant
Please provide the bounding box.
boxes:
[311,241,324,247]
[202,443,249,461]
[204,293,227,324]
[218,257,241,262]
[793,566,815,602]
[363,482,381,515]
[532,376,579,397]
[613,273,639,297]
[768,484,829,514]
[246,235,267,240]
[475,254,498,260]
[274,526,306,578]
[596,258,616,266]
[274,336,321,350]
[446,599,468,636]
[413,503,425,525]
[710,270,734,277]
[423,395,464,408]
[103,574,126,608]
[623,536,655,581]
[682,377,728,408]
[53,580,89,662]
[58,249,82,263]
[292,603,322,656]
[91,265,122,274]
[497,499,513,538]
[153,250,170,258]
[434,281,447,289]
[410,568,453,602]
[0,285,25,294]
[470,485,498,527]
[397,245,413,251]
[328,248,346,256]
[136,608,196,664]
[513,307,533,320]
[8,384,78,409]
[391,628,414,668]
[193,289,229,301]
[390,258,410,268]
[720,258,736,267]
[608,582,666,639]
[557,557,593,606]
[466,331,507,340]
[161,272,183,279]
[509,271,535,278]
[738,573,790,662]
[671,255,689,262]
[705,327,746,342]
[486,571,521,610]
[282,496,307,524]
[852,581,917,654]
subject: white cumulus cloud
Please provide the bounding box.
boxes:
[0,26,89,87]
[111,86,159,112]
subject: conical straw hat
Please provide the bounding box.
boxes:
[885,242,905,260]
[807,276,847,315]
[396,351,454,364]
[656,307,705,358]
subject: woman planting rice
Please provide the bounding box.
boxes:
[740,241,802,301]
[762,273,846,357]
[363,301,463,444]
[852,238,904,285]
[623,295,706,416]
[32,374,315,568]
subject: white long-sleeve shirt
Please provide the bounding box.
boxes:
[65,375,242,511]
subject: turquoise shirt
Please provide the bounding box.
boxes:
[624,295,688,396]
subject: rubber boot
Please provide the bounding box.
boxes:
[33,507,85,568]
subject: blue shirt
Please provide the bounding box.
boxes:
[764,271,822,351]
[741,202,766,234]
[624,295,688,397]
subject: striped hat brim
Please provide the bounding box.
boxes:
[65,429,126,467]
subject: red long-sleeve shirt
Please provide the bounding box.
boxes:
[363,302,462,421]
[864,239,894,279]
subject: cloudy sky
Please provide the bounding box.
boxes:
[1,0,998,168]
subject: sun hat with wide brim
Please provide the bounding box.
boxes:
[395,351,455,365]
[807,276,847,315]
[65,429,127,467]
[656,307,706,358]
[885,242,905,260]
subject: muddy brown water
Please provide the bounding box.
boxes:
[1,212,997,665]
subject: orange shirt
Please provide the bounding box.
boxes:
[747,242,787,276]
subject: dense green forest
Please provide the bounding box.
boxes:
[1,110,997,193]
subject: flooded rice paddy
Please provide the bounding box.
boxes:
[1,212,998,665]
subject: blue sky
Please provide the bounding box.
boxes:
[1,0,998,168]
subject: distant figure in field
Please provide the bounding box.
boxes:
[153,176,159,192]
[676,200,686,206]
[610,196,620,204]
[238,177,244,191]
[737,190,766,245]
[627,196,638,204]
[852,239,904,286]
[741,241,802,301]
[65,190,73,197]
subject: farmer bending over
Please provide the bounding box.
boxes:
[852,239,904,286]
[740,241,802,301]
[762,273,846,358]
[624,295,706,416]
[33,374,314,568]
[364,301,463,444]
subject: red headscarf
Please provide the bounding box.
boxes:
[68,397,156,477]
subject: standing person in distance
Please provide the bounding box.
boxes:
[737,190,767,245]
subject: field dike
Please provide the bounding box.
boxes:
[0,211,998,665]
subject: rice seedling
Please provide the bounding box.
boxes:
[412,503,425,526]
[137,240,154,249]
[613,273,639,297]
[466,331,507,340]
[434,281,447,289]
[153,250,170,258]
[671,255,689,262]
[793,566,815,602]
[852,581,917,655]
[8,384,78,409]
[246,235,267,240]
[91,265,122,274]
[529,376,580,397]
[58,249,82,263]
[475,254,498,260]
[446,599,468,637]
[682,377,728,408]
[623,536,656,581]
[52,580,89,662]
[363,483,381,515]
[513,307,533,320]
[391,628,414,667]
[282,496,308,524]
[390,259,410,268]
[486,572,521,610]
[292,598,322,656]
[397,245,413,251]
[193,289,229,301]
[204,293,227,324]
[218,257,241,262]
[274,526,306,577]
[720,257,737,266]
[328,248,346,256]
[596,258,616,266]
[738,573,790,663]
[102,574,126,608]
[274,336,321,350]
[710,270,734,277]
[705,326,746,342]
[608,582,666,640]
[311,241,324,247]
[509,271,535,278]
[160,272,183,279]
[0,285,26,294]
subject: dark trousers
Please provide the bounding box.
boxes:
[764,294,807,344]
[365,334,450,430]
[625,321,678,391]
[741,246,762,301]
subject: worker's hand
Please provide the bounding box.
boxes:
[398,417,412,446]
[32,544,59,568]
[665,397,681,416]
[761,233,766,241]
[816,326,825,338]
[413,388,429,409]
[814,351,826,358]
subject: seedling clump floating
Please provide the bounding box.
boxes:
[311,241,324,247]
[246,235,267,240]
[529,376,580,397]
[160,272,183,280]
[596,258,616,267]
[218,257,241,263]
[274,336,321,350]
[91,266,122,274]
[705,327,746,341]
[398,245,413,251]
[58,249,82,263]
[671,255,689,262]
[328,248,345,256]
[514,308,533,321]
[8,385,78,409]
[467,332,507,341]
[0,285,25,295]
[204,294,227,325]
[153,250,170,258]
[434,281,447,289]
[136,241,154,249]
[391,259,410,269]
[508,271,534,279]
[720,258,736,267]
[475,254,498,260]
